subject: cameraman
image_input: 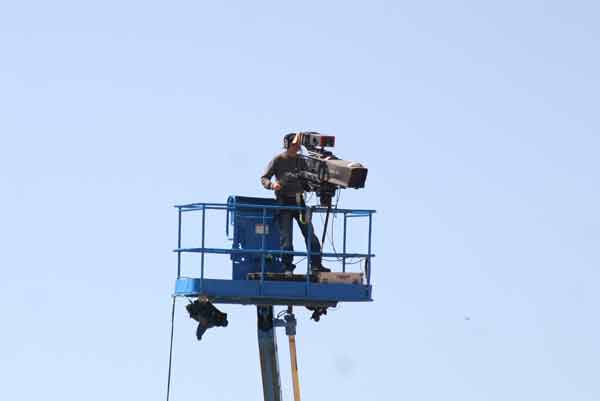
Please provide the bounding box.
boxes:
[261,133,330,275]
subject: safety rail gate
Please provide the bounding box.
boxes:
[173,196,376,306]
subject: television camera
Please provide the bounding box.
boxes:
[284,132,368,206]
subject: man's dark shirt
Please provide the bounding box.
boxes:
[261,152,307,197]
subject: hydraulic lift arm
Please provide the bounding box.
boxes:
[257,306,302,401]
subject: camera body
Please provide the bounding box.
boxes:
[287,132,368,206]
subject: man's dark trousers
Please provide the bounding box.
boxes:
[276,195,322,270]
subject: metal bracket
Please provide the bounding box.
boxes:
[273,310,297,336]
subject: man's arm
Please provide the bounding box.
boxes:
[261,157,276,190]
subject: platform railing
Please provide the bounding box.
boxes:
[174,201,376,295]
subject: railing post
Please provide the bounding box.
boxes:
[201,205,206,290]
[342,212,347,273]
[225,202,230,238]
[260,207,267,293]
[177,208,182,279]
[367,212,372,285]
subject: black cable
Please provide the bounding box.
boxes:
[322,190,366,266]
[326,190,345,262]
[312,190,363,265]
[166,296,176,401]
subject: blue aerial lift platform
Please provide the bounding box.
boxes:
[168,195,376,401]
[174,196,375,306]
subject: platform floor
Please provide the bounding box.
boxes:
[174,277,373,306]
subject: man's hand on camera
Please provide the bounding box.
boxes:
[272,181,282,191]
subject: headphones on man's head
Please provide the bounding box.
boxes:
[283,132,301,149]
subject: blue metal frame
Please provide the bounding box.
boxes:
[173,197,376,305]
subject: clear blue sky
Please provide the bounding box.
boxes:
[1,1,599,400]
